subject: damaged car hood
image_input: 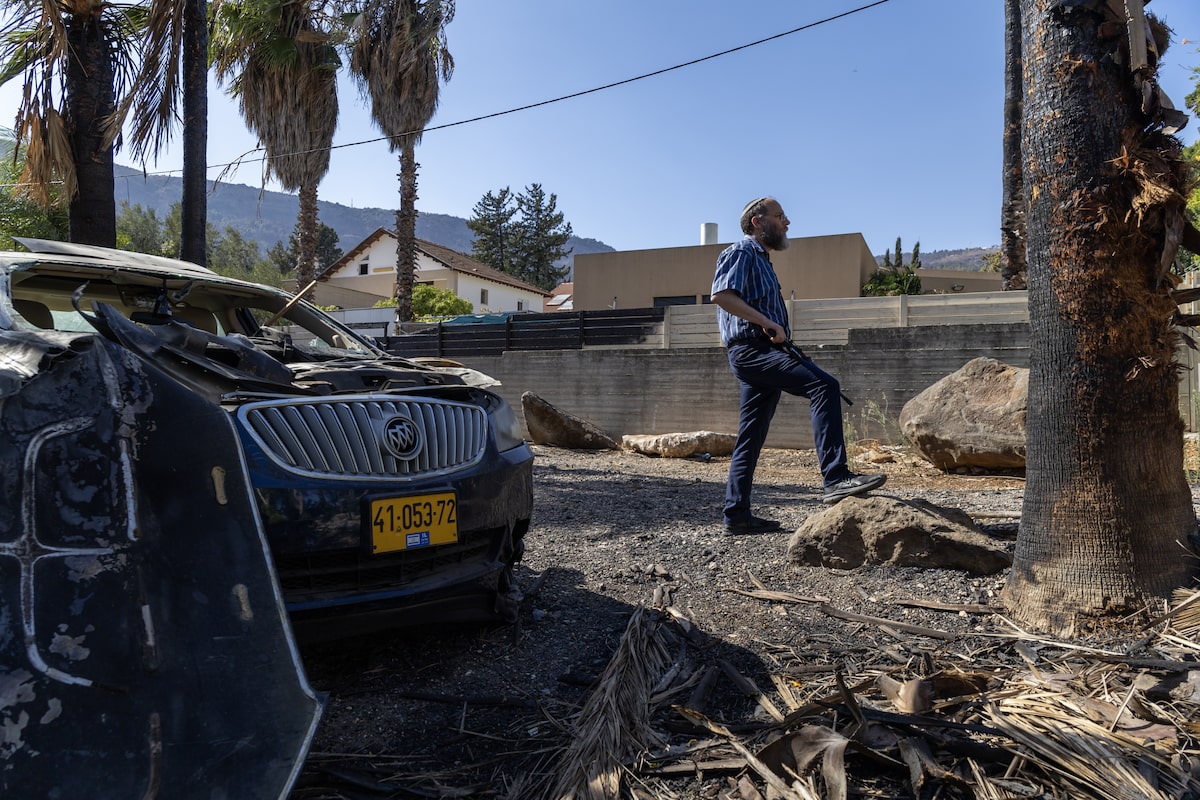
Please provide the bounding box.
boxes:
[0,327,322,797]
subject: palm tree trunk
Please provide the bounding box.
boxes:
[65,13,116,246]
[393,138,419,322]
[297,183,319,304]
[1003,0,1196,635]
[1000,0,1026,290]
[180,0,209,266]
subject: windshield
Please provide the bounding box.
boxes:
[7,261,381,359]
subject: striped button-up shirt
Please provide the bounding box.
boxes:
[711,236,789,346]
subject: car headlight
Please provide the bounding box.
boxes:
[490,399,527,452]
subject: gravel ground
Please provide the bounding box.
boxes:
[290,444,1039,798]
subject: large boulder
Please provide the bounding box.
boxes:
[899,357,1027,470]
[621,431,736,458]
[787,496,1012,575]
[521,391,619,450]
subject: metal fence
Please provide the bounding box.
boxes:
[378,308,666,358]
[372,292,1032,357]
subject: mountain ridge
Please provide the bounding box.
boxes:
[114,165,615,268]
[113,166,1002,274]
[874,245,1000,272]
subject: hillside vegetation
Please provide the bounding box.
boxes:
[113,165,614,267]
[875,246,1000,271]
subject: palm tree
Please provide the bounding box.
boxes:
[1002,0,1196,634]
[124,0,209,264]
[999,0,1026,290]
[0,0,140,245]
[349,0,453,322]
[212,0,339,298]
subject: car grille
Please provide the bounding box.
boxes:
[237,396,487,481]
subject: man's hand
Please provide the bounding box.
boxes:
[714,290,787,344]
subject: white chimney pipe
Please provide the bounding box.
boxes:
[700,223,718,246]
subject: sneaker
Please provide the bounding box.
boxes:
[822,473,887,504]
[722,515,783,535]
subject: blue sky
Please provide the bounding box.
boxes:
[7,0,1200,256]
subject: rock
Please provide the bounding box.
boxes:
[521,391,618,450]
[621,431,736,458]
[899,357,1027,470]
[786,496,1013,575]
[859,447,897,464]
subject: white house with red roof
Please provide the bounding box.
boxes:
[315,228,549,313]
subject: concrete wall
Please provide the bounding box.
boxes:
[459,323,1031,449]
[572,233,878,311]
[915,268,1003,294]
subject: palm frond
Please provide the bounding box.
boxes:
[985,682,1193,800]
[549,606,674,800]
[17,107,75,205]
[348,0,448,150]
[126,0,186,160]
[1,0,141,200]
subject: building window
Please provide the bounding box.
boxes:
[517,300,525,311]
[358,262,368,275]
[653,295,698,308]
[480,288,489,305]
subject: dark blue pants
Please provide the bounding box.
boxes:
[723,341,850,523]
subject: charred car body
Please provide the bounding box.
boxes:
[0,239,532,795]
[1,239,533,638]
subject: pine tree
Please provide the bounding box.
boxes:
[267,222,344,276]
[467,187,517,273]
[512,183,572,291]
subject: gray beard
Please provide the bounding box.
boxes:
[761,229,789,251]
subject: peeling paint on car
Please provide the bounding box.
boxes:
[1,328,321,797]
[0,239,534,794]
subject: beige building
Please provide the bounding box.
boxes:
[572,232,1001,310]
[315,228,548,312]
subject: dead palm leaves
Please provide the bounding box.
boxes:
[548,606,674,800]
[543,576,1200,800]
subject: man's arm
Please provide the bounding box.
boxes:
[712,290,786,344]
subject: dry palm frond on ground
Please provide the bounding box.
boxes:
[541,579,1200,800]
[548,606,676,800]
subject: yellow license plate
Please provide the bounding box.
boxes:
[369,492,458,553]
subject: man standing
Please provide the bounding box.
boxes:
[711,196,885,534]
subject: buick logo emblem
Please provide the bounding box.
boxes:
[381,416,423,460]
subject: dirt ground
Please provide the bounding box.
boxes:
[289,444,1197,800]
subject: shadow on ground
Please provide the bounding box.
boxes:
[290,565,773,798]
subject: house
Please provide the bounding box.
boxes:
[314,228,549,313]
[571,229,1002,311]
[544,282,573,312]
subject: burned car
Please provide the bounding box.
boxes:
[0,239,534,642]
[2,238,534,792]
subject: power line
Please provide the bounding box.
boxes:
[168,1,894,178]
[337,0,892,149]
[4,1,892,188]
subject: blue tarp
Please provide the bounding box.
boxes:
[442,312,528,325]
